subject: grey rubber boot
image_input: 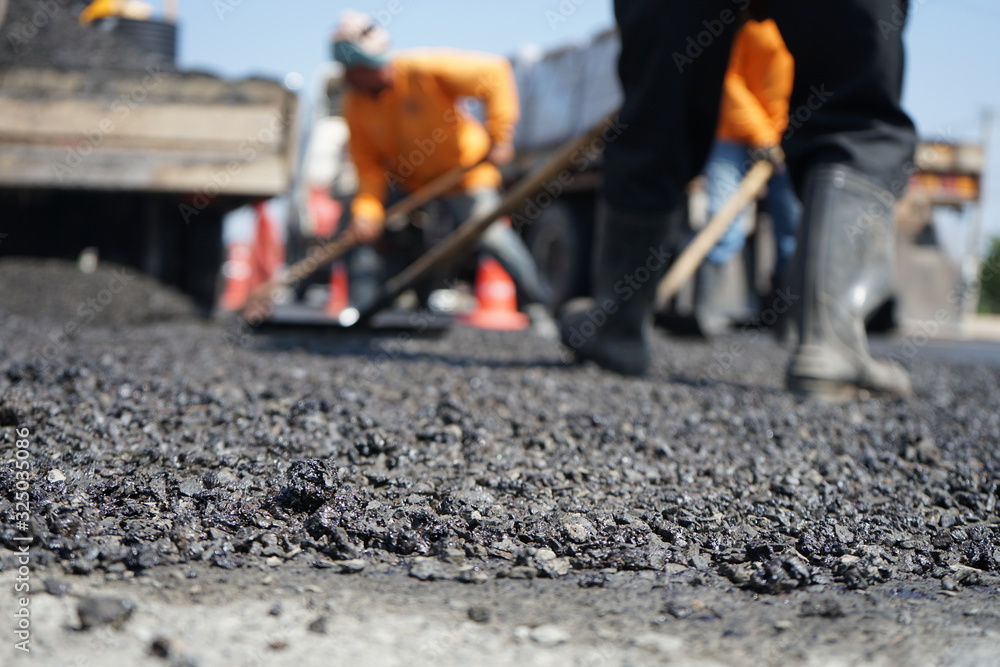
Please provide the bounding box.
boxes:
[559,201,673,376]
[478,221,553,305]
[786,164,912,400]
[445,188,553,306]
[693,260,731,338]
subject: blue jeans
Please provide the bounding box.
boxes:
[704,140,801,277]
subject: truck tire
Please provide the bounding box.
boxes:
[525,200,590,311]
[177,214,224,316]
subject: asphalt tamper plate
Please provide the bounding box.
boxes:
[259,303,454,334]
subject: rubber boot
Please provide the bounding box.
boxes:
[442,189,553,306]
[348,244,383,314]
[693,260,730,338]
[559,202,673,376]
[478,221,553,306]
[758,274,796,344]
[786,164,911,400]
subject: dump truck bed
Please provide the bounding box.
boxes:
[0,65,299,313]
[0,66,297,196]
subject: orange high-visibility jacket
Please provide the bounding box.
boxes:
[716,20,794,148]
[343,49,519,224]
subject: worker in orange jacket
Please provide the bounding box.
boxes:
[695,18,800,337]
[331,10,551,310]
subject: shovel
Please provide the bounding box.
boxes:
[352,115,615,324]
[241,162,474,320]
[653,155,780,332]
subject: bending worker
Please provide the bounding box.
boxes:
[331,10,551,309]
[695,17,800,337]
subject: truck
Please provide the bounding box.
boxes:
[0,1,298,312]
[506,28,620,311]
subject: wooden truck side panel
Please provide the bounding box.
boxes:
[0,67,298,196]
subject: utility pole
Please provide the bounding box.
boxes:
[962,107,994,323]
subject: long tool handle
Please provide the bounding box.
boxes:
[355,115,615,323]
[653,159,775,310]
[384,162,471,229]
[242,162,474,315]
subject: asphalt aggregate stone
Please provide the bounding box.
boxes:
[2,259,999,589]
[76,595,136,630]
[1,258,1000,663]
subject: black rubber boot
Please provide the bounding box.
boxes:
[693,260,731,338]
[348,245,383,313]
[786,164,911,400]
[757,274,796,344]
[559,202,673,376]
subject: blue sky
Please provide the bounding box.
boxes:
[175,0,999,254]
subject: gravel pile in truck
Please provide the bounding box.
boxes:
[0,0,167,71]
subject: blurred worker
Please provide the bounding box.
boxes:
[561,1,915,400]
[331,10,551,309]
[695,18,799,337]
[79,0,153,25]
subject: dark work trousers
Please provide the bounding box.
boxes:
[604,0,917,216]
[347,187,551,311]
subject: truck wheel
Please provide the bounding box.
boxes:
[178,214,224,316]
[525,201,590,311]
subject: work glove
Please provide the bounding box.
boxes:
[348,215,384,244]
[487,142,515,167]
[750,145,786,173]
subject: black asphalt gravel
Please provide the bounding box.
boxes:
[2,258,998,601]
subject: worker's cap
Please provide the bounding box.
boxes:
[331,10,390,68]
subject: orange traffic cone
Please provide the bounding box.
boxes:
[325,261,350,316]
[249,200,285,293]
[218,241,253,311]
[309,185,342,238]
[458,257,529,331]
